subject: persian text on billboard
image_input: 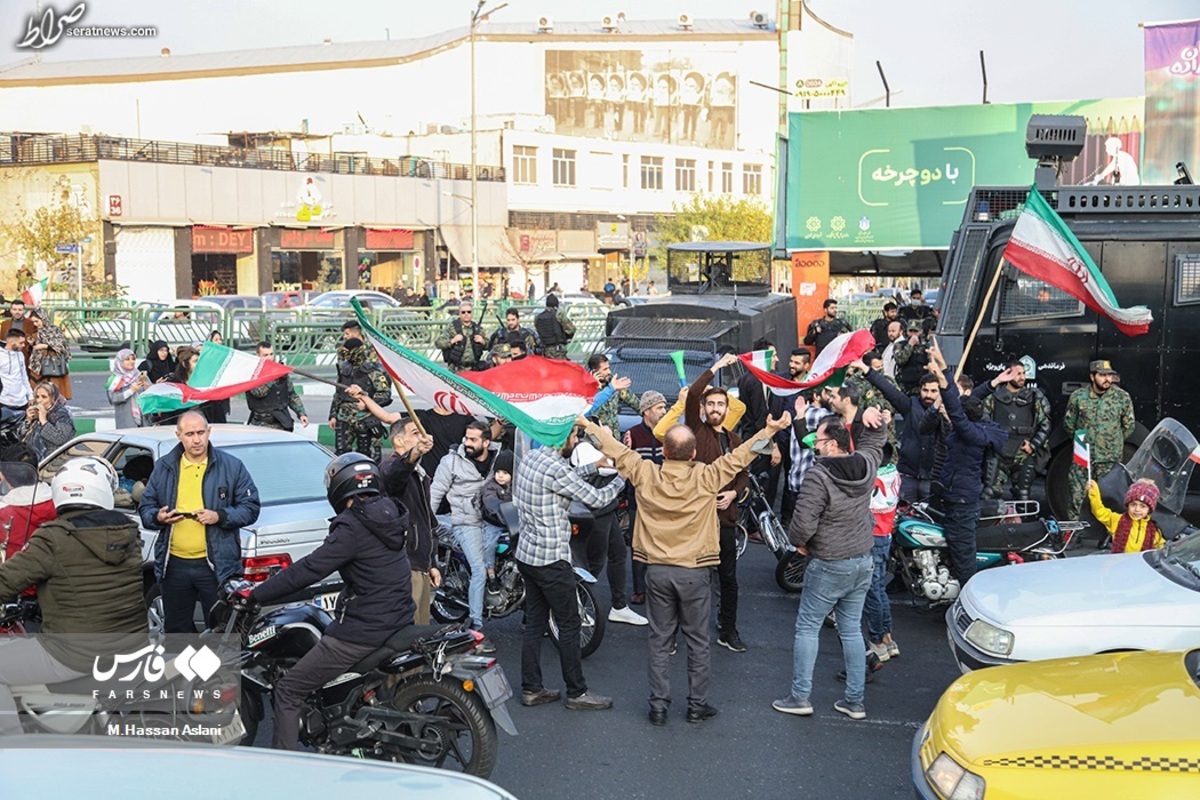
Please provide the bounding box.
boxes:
[545,50,736,149]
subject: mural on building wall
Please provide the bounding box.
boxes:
[545,50,737,149]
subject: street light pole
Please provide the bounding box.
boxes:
[470,0,507,302]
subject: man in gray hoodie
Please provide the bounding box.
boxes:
[773,405,889,722]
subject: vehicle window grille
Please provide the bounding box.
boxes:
[607,317,736,342]
[997,265,1084,321]
[938,227,990,334]
[1175,254,1200,306]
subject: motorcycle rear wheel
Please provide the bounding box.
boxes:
[775,550,808,593]
[388,677,498,778]
[548,579,605,658]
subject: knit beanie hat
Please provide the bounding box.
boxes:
[1125,479,1160,513]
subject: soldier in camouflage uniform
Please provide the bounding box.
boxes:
[1063,359,1135,519]
[533,294,575,360]
[488,308,539,355]
[982,359,1052,500]
[847,352,900,465]
[586,353,640,438]
[245,341,309,431]
[893,319,932,395]
[328,337,393,460]
[435,303,488,372]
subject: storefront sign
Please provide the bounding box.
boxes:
[791,251,830,347]
[108,194,123,217]
[596,221,629,249]
[279,228,335,250]
[364,228,414,250]
[192,226,253,254]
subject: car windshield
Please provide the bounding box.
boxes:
[1162,534,1200,584]
[604,348,720,402]
[222,442,329,505]
[309,295,348,308]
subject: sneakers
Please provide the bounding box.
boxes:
[608,606,649,626]
[686,703,719,723]
[834,699,866,720]
[885,639,901,659]
[565,690,613,711]
[717,631,747,653]
[869,642,891,662]
[520,688,561,707]
[771,696,813,716]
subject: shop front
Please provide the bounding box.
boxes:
[190,225,256,297]
[359,228,423,296]
[274,227,343,291]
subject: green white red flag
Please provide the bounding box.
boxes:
[738,330,876,395]
[137,342,291,416]
[1073,430,1090,470]
[352,300,598,446]
[20,278,47,307]
[1002,187,1152,336]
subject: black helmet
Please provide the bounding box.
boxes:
[325,452,382,512]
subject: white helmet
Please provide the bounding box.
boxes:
[51,456,119,511]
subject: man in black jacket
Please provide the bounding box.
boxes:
[381,416,440,625]
[859,364,942,503]
[249,453,415,751]
[803,299,852,355]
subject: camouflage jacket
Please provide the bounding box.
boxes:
[330,351,392,420]
[983,384,1052,454]
[846,370,900,465]
[1062,384,1135,465]
[591,384,641,438]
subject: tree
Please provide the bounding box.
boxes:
[653,193,772,264]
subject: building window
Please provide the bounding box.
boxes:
[552,148,576,187]
[743,163,763,195]
[512,145,537,185]
[722,162,734,193]
[707,161,715,192]
[675,159,697,193]
[622,154,630,189]
[641,155,664,190]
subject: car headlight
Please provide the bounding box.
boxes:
[963,619,1014,656]
[926,752,985,800]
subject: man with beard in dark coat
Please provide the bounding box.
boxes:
[381,415,440,625]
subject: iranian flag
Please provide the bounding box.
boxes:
[137,342,291,416]
[20,278,47,307]
[1190,444,1200,466]
[352,300,597,446]
[738,329,876,395]
[1002,187,1153,336]
[1073,431,1090,470]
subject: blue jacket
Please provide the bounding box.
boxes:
[139,443,261,583]
[938,382,1008,503]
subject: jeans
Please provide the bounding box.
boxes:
[899,474,932,505]
[161,556,219,634]
[716,525,739,635]
[941,498,980,584]
[863,535,893,643]
[789,555,873,705]
[518,559,586,698]
[440,516,501,628]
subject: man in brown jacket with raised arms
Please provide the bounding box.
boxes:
[581,410,791,727]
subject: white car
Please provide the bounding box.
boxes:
[946,536,1200,671]
[303,289,405,311]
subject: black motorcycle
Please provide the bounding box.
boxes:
[734,470,806,591]
[430,500,606,658]
[215,581,517,778]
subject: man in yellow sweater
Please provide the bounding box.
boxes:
[583,410,791,726]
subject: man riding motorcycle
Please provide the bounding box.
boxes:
[245,452,415,750]
[0,456,147,735]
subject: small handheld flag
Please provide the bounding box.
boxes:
[1073,430,1091,483]
[669,350,687,388]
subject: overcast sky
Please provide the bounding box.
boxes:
[2,0,1196,107]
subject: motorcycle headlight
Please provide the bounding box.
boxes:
[964,619,1014,656]
[926,752,986,800]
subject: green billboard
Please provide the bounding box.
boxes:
[785,98,1143,251]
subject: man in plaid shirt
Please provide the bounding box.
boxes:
[514,426,626,711]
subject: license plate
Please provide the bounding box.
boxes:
[211,710,245,746]
[312,591,340,610]
[474,665,513,709]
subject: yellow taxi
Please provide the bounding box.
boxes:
[912,649,1200,799]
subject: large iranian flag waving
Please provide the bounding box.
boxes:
[1002,187,1153,336]
[352,300,597,447]
[138,342,292,416]
[738,330,876,395]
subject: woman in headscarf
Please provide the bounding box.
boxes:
[18,381,74,459]
[106,348,149,429]
[27,307,72,400]
[138,340,176,383]
[155,346,199,427]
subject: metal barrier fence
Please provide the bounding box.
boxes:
[49,301,610,372]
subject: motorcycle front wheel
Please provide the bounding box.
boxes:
[430,561,472,624]
[388,677,498,778]
[775,550,809,593]
[548,579,606,658]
